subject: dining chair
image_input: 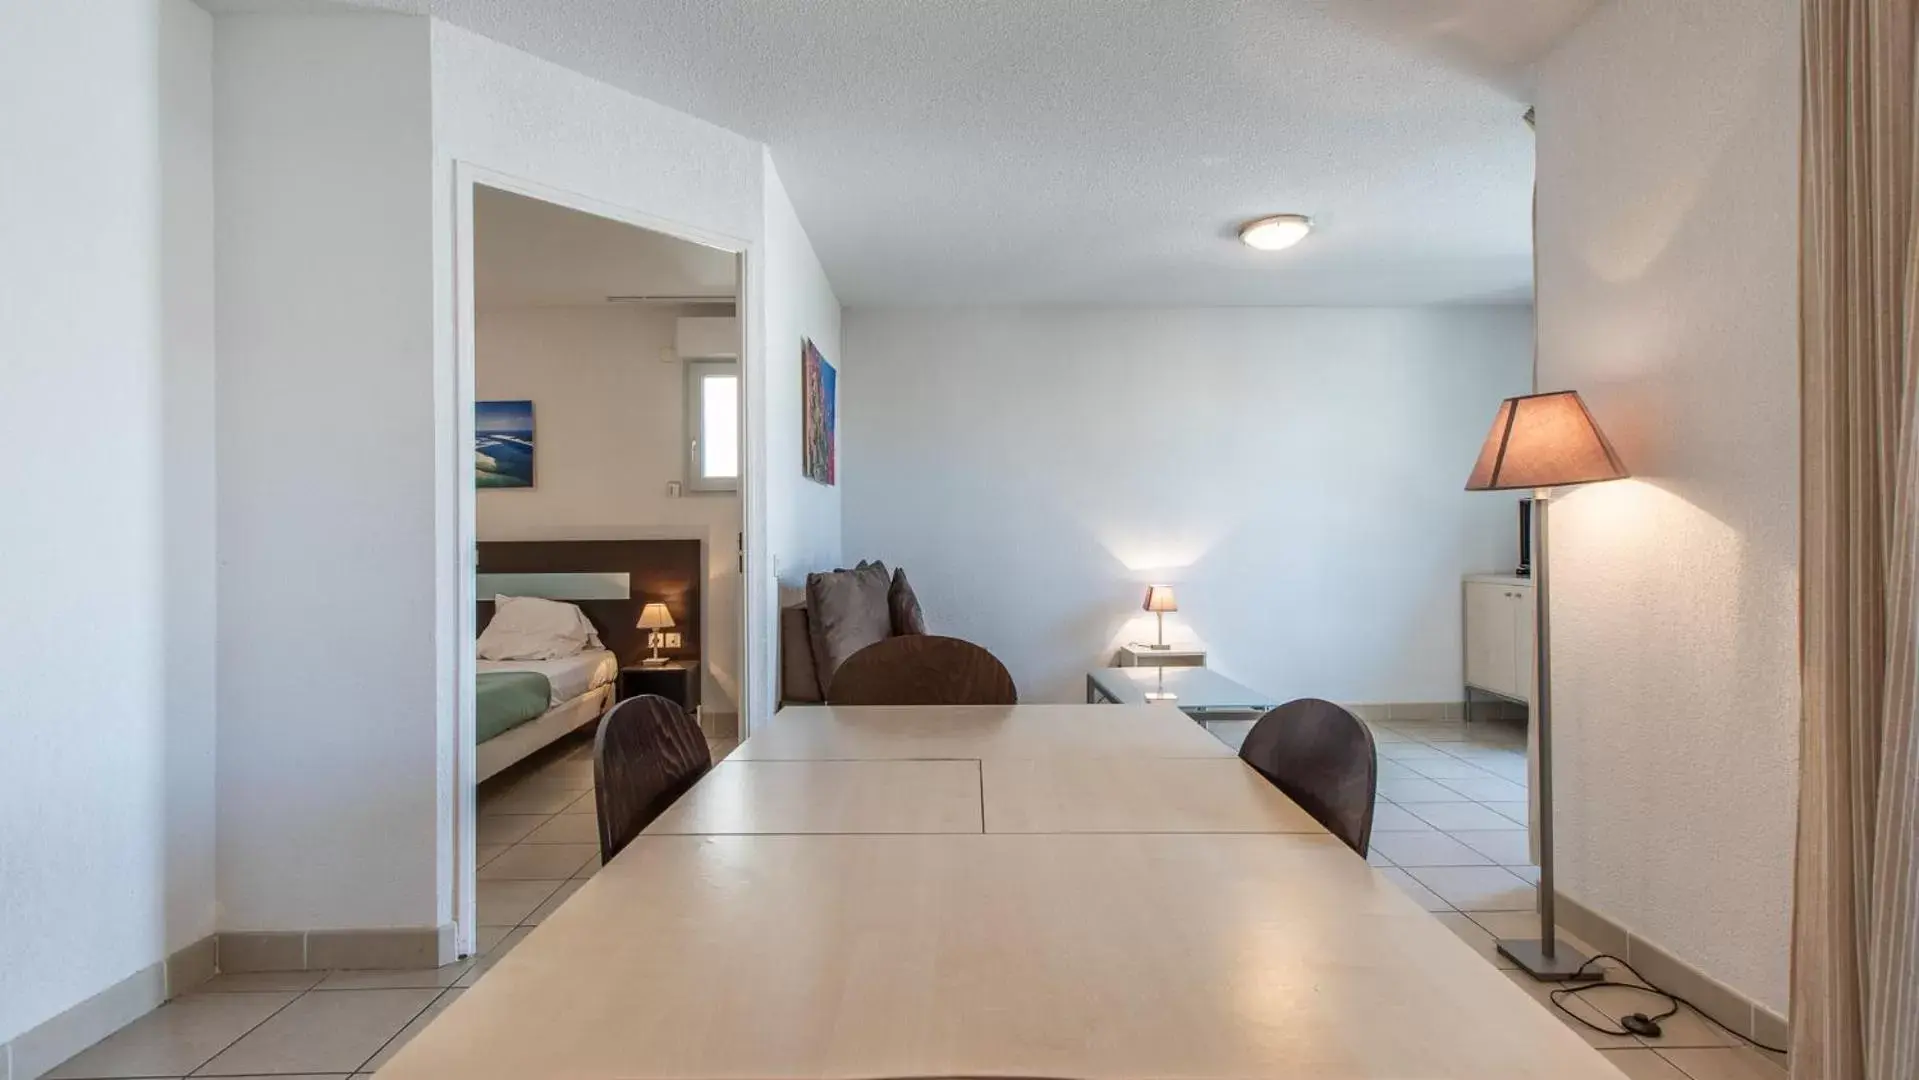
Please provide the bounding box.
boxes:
[1237,697,1378,856]
[592,694,711,863]
[826,634,1018,706]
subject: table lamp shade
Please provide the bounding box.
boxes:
[1143,585,1178,613]
[1465,390,1629,491]
[636,602,675,630]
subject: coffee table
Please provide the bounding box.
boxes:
[1085,666,1280,718]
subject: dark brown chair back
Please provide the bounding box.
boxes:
[1237,698,1377,856]
[592,695,711,863]
[826,635,1018,706]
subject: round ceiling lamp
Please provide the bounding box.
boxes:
[1238,214,1314,251]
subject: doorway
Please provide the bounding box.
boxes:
[452,173,752,956]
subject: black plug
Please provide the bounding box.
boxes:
[1621,1013,1663,1038]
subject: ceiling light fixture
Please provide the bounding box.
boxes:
[1238,214,1314,251]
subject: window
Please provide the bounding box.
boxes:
[686,359,739,492]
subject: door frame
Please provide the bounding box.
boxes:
[448,161,761,957]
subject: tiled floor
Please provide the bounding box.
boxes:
[46,720,1779,1080]
[1208,714,1786,1080]
[43,732,737,1080]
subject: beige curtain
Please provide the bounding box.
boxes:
[1794,1,1919,1078]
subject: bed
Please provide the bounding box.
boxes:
[475,649,620,782]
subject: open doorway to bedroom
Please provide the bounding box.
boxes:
[466,183,744,941]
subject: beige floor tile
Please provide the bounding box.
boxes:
[476,879,565,926]
[313,960,473,991]
[456,929,533,987]
[1374,760,1422,781]
[560,790,597,815]
[1377,777,1472,803]
[1404,801,1520,831]
[195,1075,350,1079]
[1483,800,1530,825]
[1367,830,1494,867]
[361,989,464,1072]
[1378,743,1457,761]
[472,925,514,956]
[1635,1005,1745,1049]
[1429,912,1516,969]
[1402,757,1499,781]
[46,992,296,1079]
[515,764,595,792]
[573,851,604,879]
[1656,1048,1787,1079]
[1365,848,1395,868]
[1405,865,1535,911]
[1203,720,1253,750]
[1369,803,1437,832]
[1500,971,1640,1048]
[1437,775,1529,801]
[1506,864,1541,884]
[1479,759,1532,782]
[1461,911,1609,965]
[479,785,580,816]
[476,844,509,867]
[1450,829,1533,865]
[1377,868,1452,912]
[522,813,598,844]
[194,971,325,994]
[193,988,439,1076]
[525,880,585,924]
[1603,1049,1693,1080]
[476,843,598,881]
[474,814,548,847]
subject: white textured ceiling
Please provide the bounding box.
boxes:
[216,0,1601,306]
[474,185,737,308]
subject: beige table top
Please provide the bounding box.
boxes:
[646,759,984,835]
[385,833,1622,1080]
[380,705,1622,1080]
[981,756,1324,833]
[730,702,1234,760]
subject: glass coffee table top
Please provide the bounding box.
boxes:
[1086,666,1280,715]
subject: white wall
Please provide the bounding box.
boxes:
[759,155,846,718]
[475,306,743,715]
[214,13,441,932]
[0,0,215,1045]
[1535,0,1799,1012]
[842,307,1532,704]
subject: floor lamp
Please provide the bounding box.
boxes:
[1465,390,1628,981]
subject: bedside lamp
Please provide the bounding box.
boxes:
[636,602,675,666]
[1466,389,1628,983]
[1141,585,1177,650]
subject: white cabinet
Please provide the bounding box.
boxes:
[1463,576,1535,702]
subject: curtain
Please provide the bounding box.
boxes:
[1794,1,1919,1078]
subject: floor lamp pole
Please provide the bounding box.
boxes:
[1495,490,1598,981]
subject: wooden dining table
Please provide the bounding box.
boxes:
[379,703,1626,1080]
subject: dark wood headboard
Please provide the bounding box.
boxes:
[477,539,703,667]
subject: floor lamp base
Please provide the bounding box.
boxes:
[1496,938,1603,982]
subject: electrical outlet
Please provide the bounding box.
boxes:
[666,480,683,497]
[662,632,683,649]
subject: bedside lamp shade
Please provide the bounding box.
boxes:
[636,602,675,630]
[1465,390,1628,491]
[1143,585,1178,613]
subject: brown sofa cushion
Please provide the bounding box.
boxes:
[889,567,928,635]
[779,604,825,704]
[805,563,894,688]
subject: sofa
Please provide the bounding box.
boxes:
[780,561,926,704]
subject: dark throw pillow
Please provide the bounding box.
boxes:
[804,563,894,687]
[889,567,928,636]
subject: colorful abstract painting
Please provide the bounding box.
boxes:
[802,338,837,485]
[476,400,534,488]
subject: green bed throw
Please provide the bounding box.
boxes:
[477,671,552,743]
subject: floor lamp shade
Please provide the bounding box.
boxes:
[1466,391,1628,491]
[1465,389,1627,983]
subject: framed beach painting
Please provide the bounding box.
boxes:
[475,400,535,488]
[802,338,837,485]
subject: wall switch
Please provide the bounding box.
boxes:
[662,632,683,649]
[666,480,683,497]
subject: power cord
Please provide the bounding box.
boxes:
[1547,953,1788,1056]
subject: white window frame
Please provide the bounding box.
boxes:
[685,358,740,493]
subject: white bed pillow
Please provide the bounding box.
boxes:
[477,595,601,660]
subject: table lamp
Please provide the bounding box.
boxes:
[1466,389,1628,981]
[636,602,675,665]
[1141,585,1177,650]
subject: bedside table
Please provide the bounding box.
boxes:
[618,661,702,715]
[1114,644,1207,669]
